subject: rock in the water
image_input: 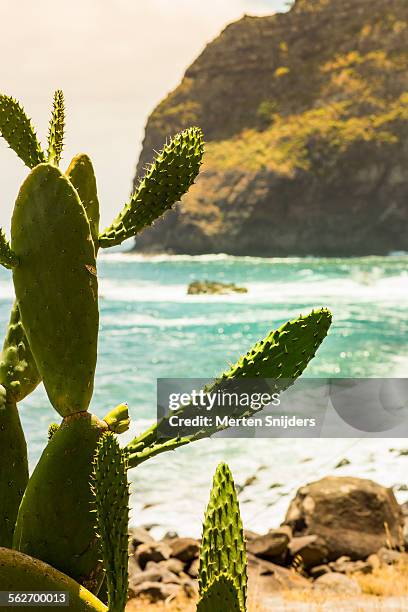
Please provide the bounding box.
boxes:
[187,280,247,295]
[284,476,404,561]
[133,0,408,257]
[168,537,200,562]
[314,572,362,595]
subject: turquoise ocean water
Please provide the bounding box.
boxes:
[1,253,408,536]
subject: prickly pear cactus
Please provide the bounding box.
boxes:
[99,127,204,247]
[199,463,247,610]
[13,413,108,592]
[11,163,98,416]
[197,575,242,612]
[126,308,333,467]
[0,547,107,612]
[92,432,129,612]
[66,154,100,247]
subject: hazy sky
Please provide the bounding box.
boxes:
[0,0,287,232]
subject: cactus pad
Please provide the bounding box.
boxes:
[197,575,242,612]
[11,163,98,416]
[199,463,247,610]
[0,387,28,548]
[47,90,65,166]
[126,308,332,467]
[92,432,129,612]
[66,154,100,247]
[0,94,45,168]
[0,301,40,402]
[13,412,108,591]
[99,126,204,247]
[0,229,18,269]
[0,547,107,611]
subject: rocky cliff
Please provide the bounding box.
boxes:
[133,0,408,256]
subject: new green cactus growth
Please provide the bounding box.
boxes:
[47,89,65,166]
[198,463,247,611]
[92,432,129,612]
[67,154,100,247]
[0,230,18,269]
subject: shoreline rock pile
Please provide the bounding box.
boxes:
[127,476,408,603]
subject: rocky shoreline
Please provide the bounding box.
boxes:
[127,476,408,607]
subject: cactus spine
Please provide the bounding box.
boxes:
[198,463,247,611]
[92,432,129,612]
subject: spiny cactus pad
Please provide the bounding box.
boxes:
[11,163,98,416]
[197,575,242,612]
[66,154,100,247]
[13,412,108,592]
[47,90,65,166]
[92,432,129,612]
[199,463,247,610]
[0,94,45,168]
[0,301,40,402]
[125,308,332,467]
[0,547,107,611]
[0,386,28,548]
[0,229,18,269]
[99,126,204,247]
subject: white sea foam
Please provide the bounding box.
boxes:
[99,274,408,306]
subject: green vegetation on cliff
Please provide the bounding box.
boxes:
[134,0,408,256]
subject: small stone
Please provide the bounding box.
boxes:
[309,564,331,578]
[168,537,200,562]
[187,557,200,578]
[128,526,154,553]
[136,541,171,569]
[314,572,362,595]
[377,547,402,565]
[335,458,351,469]
[289,535,329,569]
[129,581,181,602]
[247,528,290,562]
